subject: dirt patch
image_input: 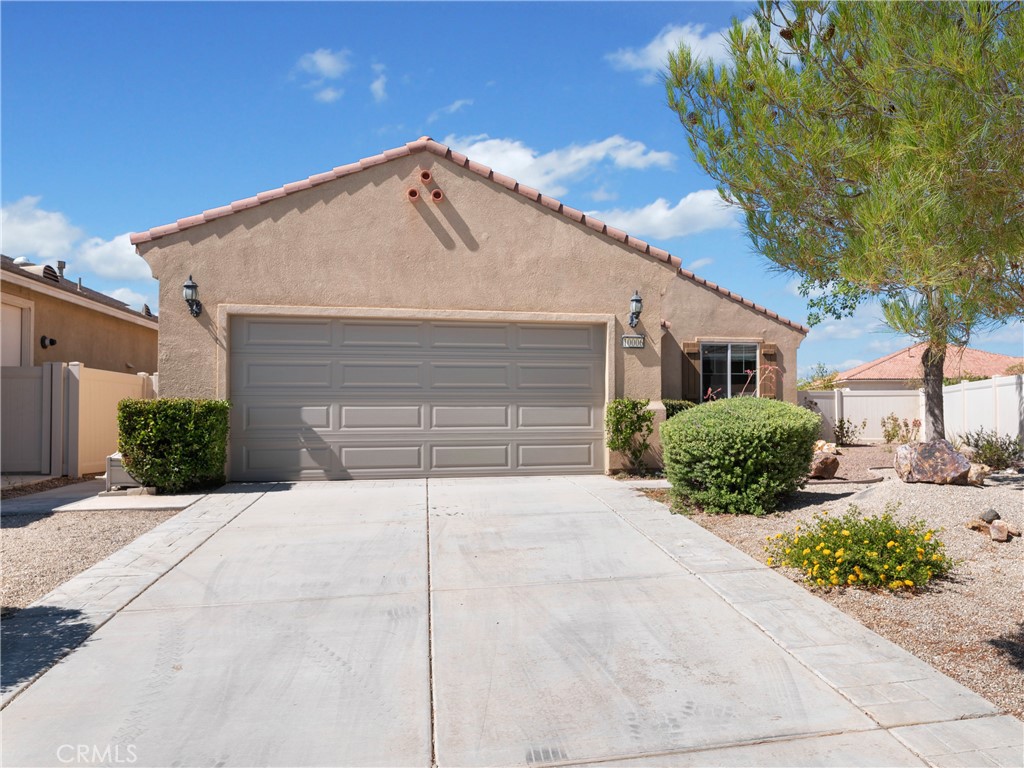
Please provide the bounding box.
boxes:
[1,474,101,501]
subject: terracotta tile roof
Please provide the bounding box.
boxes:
[129,136,808,333]
[836,343,1024,381]
[0,255,157,322]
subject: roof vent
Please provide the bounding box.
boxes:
[143,304,153,317]
[12,256,32,266]
[23,264,61,282]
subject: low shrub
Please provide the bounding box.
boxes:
[957,429,1024,470]
[661,397,820,515]
[764,503,952,591]
[881,413,921,444]
[118,398,231,494]
[605,398,654,473]
[663,399,698,419]
[833,417,867,446]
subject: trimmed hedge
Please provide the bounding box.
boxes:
[661,397,820,515]
[663,399,699,419]
[118,398,231,494]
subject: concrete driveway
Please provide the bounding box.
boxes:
[2,477,1020,767]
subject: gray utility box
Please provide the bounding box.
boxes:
[104,452,141,492]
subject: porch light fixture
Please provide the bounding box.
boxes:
[183,275,202,318]
[628,290,643,328]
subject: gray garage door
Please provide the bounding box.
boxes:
[229,317,606,480]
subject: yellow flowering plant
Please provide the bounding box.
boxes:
[764,503,951,592]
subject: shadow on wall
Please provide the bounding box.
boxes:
[1,606,96,695]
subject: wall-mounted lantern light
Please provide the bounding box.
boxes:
[40,335,58,349]
[628,290,643,328]
[183,275,202,318]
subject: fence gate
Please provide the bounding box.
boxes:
[0,363,65,474]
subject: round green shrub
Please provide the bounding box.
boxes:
[663,399,698,419]
[118,398,231,494]
[661,397,820,515]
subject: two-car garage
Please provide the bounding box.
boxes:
[228,317,607,480]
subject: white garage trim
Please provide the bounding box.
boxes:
[219,305,616,480]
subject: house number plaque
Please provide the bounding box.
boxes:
[621,334,645,349]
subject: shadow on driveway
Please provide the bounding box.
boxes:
[1,606,96,696]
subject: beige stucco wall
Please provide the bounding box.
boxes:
[138,153,805,459]
[1,282,158,374]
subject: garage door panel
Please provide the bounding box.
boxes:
[244,404,333,430]
[518,405,593,429]
[339,322,423,348]
[518,443,595,468]
[243,319,333,347]
[430,363,511,389]
[431,444,511,470]
[517,363,598,390]
[430,323,511,349]
[339,445,424,471]
[230,318,605,479]
[338,362,423,388]
[517,324,596,351]
[341,405,424,430]
[432,406,511,430]
[242,361,334,388]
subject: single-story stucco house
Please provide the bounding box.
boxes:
[834,343,1024,391]
[130,136,807,481]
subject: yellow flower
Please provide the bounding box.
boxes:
[880,573,887,581]
[785,548,792,554]
[822,549,832,556]
[766,557,774,566]
[924,532,932,541]
[835,549,845,558]
[830,575,839,585]
[896,565,903,572]
[803,548,811,555]
[816,578,825,586]
[841,530,850,537]
[886,541,896,548]
[847,574,857,583]
[774,533,783,539]
[903,579,914,587]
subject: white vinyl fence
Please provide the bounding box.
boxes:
[1,362,157,476]
[799,375,1023,443]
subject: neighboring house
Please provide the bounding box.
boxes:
[834,343,1024,391]
[130,136,807,480]
[1,255,158,373]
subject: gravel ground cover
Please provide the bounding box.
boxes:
[1,508,177,616]
[645,444,1024,719]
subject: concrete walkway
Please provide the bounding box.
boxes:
[1,477,1020,767]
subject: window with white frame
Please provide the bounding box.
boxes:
[701,343,759,400]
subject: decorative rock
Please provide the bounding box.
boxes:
[814,440,841,455]
[968,463,992,487]
[894,439,971,485]
[990,520,1010,542]
[1006,522,1022,537]
[966,518,990,533]
[959,445,977,461]
[980,509,1001,524]
[809,451,840,479]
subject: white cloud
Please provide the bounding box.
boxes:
[428,99,473,124]
[589,186,617,202]
[686,257,713,271]
[314,87,343,103]
[443,134,675,197]
[297,48,351,80]
[107,287,151,311]
[370,64,387,103]
[606,21,746,82]
[588,190,737,240]
[1,196,83,259]
[74,233,151,280]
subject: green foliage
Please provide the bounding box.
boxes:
[832,417,867,446]
[957,429,1024,470]
[661,397,820,515]
[666,1,1024,441]
[880,414,921,444]
[605,398,655,473]
[1005,362,1024,376]
[798,362,838,391]
[118,398,231,493]
[764,504,953,592]
[663,399,699,419]
[942,372,989,386]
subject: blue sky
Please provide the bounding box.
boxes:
[3,1,1021,376]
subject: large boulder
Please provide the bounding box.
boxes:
[894,439,971,485]
[809,451,840,479]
